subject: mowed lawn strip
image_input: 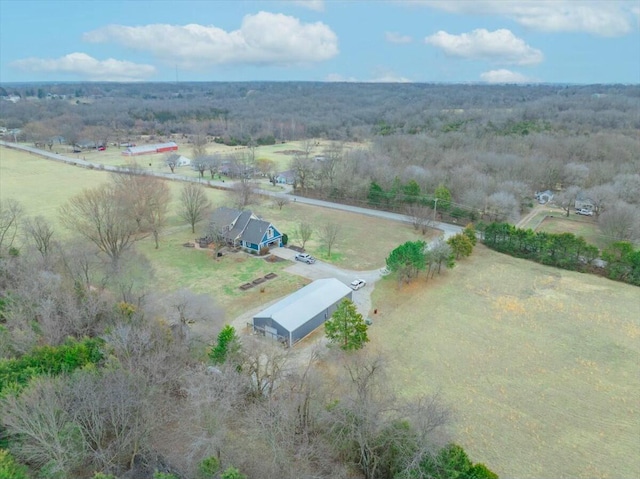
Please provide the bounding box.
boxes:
[536,214,612,250]
[370,245,640,479]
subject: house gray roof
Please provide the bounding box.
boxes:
[210,207,243,232]
[227,210,253,241]
[253,278,352,333]
[242,219,275,245]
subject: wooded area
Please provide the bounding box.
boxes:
[1,81,638,478]
[3,82,639,241]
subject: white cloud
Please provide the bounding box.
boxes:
[385,31,413,44]
[480,69,534,83]
[84,12,339,69]
[410,1,635,37]
[292,0,325,11]
[11,53,156,81]
[326,73,358,82]
[367,67,412,83]
[325,69,412,83]
[425,28,543,65]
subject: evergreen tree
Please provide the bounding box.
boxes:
[325,299,369,351]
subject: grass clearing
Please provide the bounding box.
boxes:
[370,245,640,479]
[537,215,612,250]
[2,144,430,334]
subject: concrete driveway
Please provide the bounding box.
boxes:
[271,247,384,320]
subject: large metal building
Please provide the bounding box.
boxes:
[252,278,352,347]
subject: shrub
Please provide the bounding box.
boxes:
[0,449,28,479]
[282,233,288,245]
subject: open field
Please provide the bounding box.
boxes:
[1,145,430,332]
[370,245,640,479]
[38,138,356,176]
[537,215,613,250]
[521,206,612,250]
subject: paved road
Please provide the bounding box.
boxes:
[2,140,463,240]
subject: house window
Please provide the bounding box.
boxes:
[267,227,274,239]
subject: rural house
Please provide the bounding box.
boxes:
[275,169,296,185]
[535,190,554,204]
[574,193,595,212]
[252,278,352,347]
[209,207,283,252]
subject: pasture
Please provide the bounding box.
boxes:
[370,245,640,479]
[522,207,611,250]
[1,145,428,327]
[42,138,346,176]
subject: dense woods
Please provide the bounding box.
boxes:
[1,81,639,477]
[3,82,639,236]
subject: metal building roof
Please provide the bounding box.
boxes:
[254,278,352,333]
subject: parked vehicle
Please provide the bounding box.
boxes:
[350,279,366,290]
[294,253,316,264]
[576,208,593,216]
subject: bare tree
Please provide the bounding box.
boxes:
[404,204,434,235]
[112,171,171,248]
[192,156,209,179]
[59,184,138,269]
[165,153,179,173]
[162,288,224,341]
[23,216,56,262]
[191,122,209,159]
[599,201,640,242]
[0,376,85,476]
[0,198,23,255]
[318,222,341,258]
[326,351,449,479]
[179,183,212,233]
[69,368,154,473]
[241,337,290,399]
[295,222,313,250]
[274,196,290,211]
[556,185,581,217]
[484,191,520,222]
[291,141,315,191]
[207,154,222,179]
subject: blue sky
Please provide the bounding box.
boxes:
[1,0,638,84]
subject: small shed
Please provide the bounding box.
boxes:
[252,278,352,347]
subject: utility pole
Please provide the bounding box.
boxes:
[433,197,439,222]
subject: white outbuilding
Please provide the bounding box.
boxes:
[252,278,352,347]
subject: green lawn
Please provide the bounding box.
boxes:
[1,144,431,331]
[370,245,640,479]
[536,214,612,250]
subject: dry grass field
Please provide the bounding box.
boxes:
[370,245,640,479]
[1,144,429,330]
[40,138,353,175]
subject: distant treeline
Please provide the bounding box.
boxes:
[482,222,640,286]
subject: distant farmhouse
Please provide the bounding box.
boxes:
[275,169,296,185]
[209,207,283,253]
[535,190,554,204]
[122,142,178,156]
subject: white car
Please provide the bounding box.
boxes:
[294,253,316,264]
[350,279,366,290]
[576,208,594,216]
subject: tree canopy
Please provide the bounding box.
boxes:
[324,299,369,351]
[386,240,426,283]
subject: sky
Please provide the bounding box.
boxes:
[0,0,639,84]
